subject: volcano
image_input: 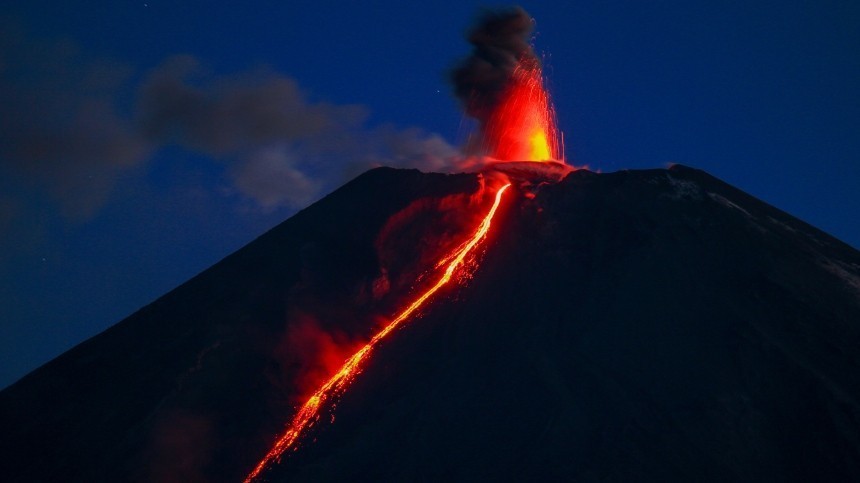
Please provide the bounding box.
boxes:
[2,164,859,482]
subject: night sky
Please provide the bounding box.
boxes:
[1,1,857,389]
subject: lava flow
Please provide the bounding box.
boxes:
[245,183,512,482]
[484,60,562,162]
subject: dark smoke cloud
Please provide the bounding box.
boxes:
[0,27,149,219]
[137,55,368,157]
[451,7,538,121]
[0,27,461,221]
[137,56,460,209]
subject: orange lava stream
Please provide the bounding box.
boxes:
[244,183,512,482]
[485,62,562,162]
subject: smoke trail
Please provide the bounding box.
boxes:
[137,55,462,209]
[450,7,538,123]
[0,27,462,222]
[0,26,149,220]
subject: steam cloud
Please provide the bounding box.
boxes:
[451,7,538,123]
[0,28,461,221]
[0,28,149,219]
[138,57,460,209]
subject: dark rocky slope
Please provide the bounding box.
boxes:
[2,165,859,482]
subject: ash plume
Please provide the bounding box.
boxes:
[451,7,538,122]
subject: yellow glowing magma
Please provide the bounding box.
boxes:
[484,62,561,163]
[529,130,551,161]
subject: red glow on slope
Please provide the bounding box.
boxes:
[245,183,512,482]
[484,61,561,162]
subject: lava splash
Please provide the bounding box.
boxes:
[483,60,562,162]
[452,7,563,164]
[245,183,512,482]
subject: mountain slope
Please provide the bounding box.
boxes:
[0,167,480,482]
[272,165,860,482]
[1,165,858,482]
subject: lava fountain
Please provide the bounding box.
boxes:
[483,59,562,162]
[452,7,564,164]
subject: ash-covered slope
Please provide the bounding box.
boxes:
[2,165,859,482]
[0,167,481,482]
[272,165,860,482]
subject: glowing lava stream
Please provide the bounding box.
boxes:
[245,183,512,482]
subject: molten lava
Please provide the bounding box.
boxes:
[245,183,512,482]
[484,61,562,162]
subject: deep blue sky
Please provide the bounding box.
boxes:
[1,0,857,389]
